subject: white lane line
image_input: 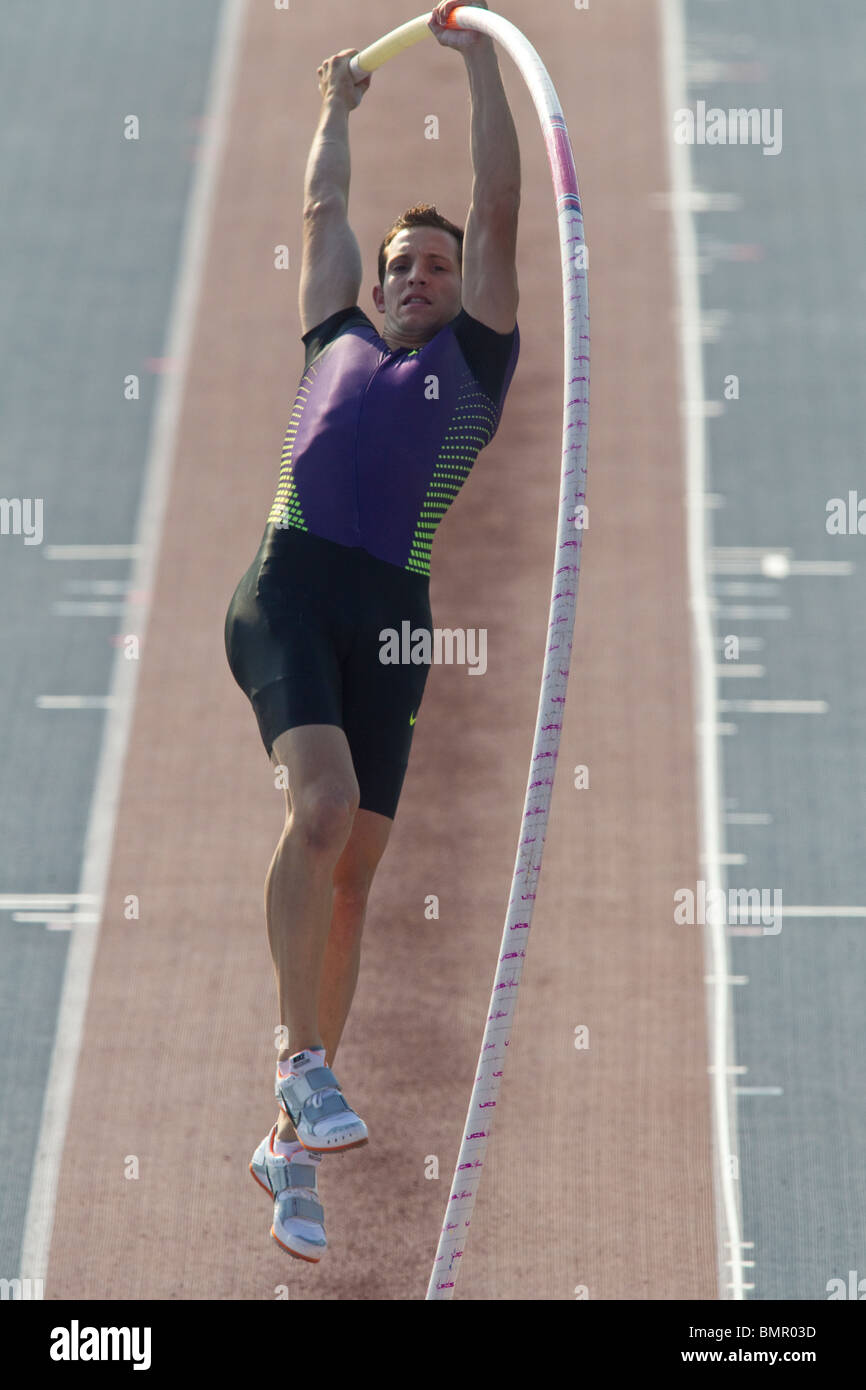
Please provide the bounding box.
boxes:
[709,548,853,578]
[713,605,790,619]
[712,583,781,596]
[788,561,855,575]
[16,0,251,1296]
[650,189,743,212]
[703,853,747,865]
[774,906,866,919]
[735,1087,783,1096]
[36,697,117,709]
[715,666,766,678]
[51,603,129,617]
[660,0,747,1303]
[12,913,100,925]
[718,699,828,714]
[704,976,749,985]
[0,895,98,908]
[62,581,136,595]
[725,812,772,824]
[43,546,142,561]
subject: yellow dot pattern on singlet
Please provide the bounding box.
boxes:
[406,375,499,575]
[267,367,318,532]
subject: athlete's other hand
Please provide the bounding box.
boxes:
[428,1,492,52]
[317,51,371,110]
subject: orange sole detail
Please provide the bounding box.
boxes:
[296,1135,368,1154]
[271,1227,322,1263]
[249,1163,273,1198]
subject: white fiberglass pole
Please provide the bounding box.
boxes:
[352,7,589,1300]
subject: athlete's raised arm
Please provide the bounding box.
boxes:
[298,51,371,337]
[429,1,520,334]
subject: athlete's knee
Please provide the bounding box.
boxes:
[290,781,360,856]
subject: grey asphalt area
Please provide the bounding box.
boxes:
[684,0,866,1299]
[0,0,219,1281]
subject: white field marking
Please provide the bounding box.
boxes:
[661,0,748,1304]
[718,699,828,714]
[682,399,724,417]
[695,312,730,343]
[697,722,738,736]
[708,1065,749,1075]
[717,637,765,651]
[702,852,747,865]
[51,603,129,617]
[712,583,781,596]
[43,546,142,560]
[715,666,766,678]
[650,189,743,212]
[788,560,855,575]
[16,0,250,1295]
[772,906,866,918]
[12,913,100,925]
[725,812,772,824]
[0,895,98,908]
[62,581,135,594]
[710,551,853,579]
[36,697,117,709]
[727,926,764,936]
[704,976,749,985]
[735,1087,783,1096]
[713,606,790,619]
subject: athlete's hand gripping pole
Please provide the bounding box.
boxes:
[349,7,590,1301]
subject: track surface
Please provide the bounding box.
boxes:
[6,0,726,1301]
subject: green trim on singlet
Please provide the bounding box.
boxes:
[406,376,500,576]
[267,370,317,531]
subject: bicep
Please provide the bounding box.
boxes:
[299,197,364,337]
[460,196,520,335]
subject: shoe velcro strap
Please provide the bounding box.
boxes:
[275,1192,324,1225]
[267,1155,319,1196]
[301,1089,348,1123]
[277,1066,343,1125]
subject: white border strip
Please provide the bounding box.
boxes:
[16,0,250,1295]
[659,0,746,1300]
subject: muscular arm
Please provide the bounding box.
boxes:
[465,43,521,206]
[429,3,520,334]
[299,53,369,336]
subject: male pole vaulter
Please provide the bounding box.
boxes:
[224,1,520,1261]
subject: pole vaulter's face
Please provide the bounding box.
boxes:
[373,227,463,341]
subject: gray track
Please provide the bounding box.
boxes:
[686,0,866,1299]
[0,0,219,1281]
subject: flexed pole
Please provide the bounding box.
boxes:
[352,7,589,1300]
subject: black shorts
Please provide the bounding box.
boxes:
[224,526,433,820]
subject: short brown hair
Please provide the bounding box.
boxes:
[378,203,464,286]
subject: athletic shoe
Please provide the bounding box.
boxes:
[250,1124,326,1262]
[275,1049,368,1153]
